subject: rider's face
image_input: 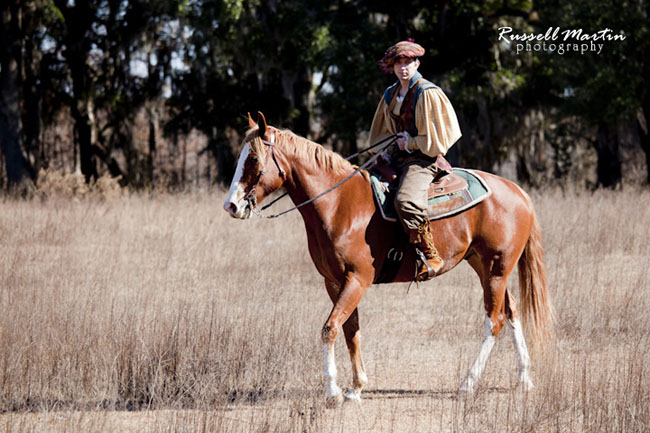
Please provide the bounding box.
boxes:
[393,57,420,82]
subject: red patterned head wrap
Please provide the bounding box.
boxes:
[378,39,425,74]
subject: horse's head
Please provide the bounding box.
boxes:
[223,112,287,219]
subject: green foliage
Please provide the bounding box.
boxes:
[2,0,648,188]
[532,0,648,125]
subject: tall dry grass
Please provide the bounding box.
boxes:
[0,186,649,432]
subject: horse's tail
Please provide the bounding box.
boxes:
[518,211,554,350]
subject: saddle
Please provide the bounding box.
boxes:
[369,162,492,222]
[427,173,468,199]
[369,160,492,283]
[373,157,468,200]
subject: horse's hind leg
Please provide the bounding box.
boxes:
[504,290,534,390]
[458,314,502,394]
[342,308,368,401]
[459,257,510,394]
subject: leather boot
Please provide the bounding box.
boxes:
[409,223,444,281]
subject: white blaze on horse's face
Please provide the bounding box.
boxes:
[223,143,253,219]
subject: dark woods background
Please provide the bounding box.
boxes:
[1,0,649,193]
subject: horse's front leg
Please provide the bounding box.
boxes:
[323,277,369,407]
[342,309,368,401]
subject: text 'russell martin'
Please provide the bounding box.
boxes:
[498,27,626,55]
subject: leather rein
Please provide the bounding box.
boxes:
[246,134,397,219]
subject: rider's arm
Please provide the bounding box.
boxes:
[408,87,462,157]
[368,98,396,152]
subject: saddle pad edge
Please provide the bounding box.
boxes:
[370,168,492,222]
[370,178,398,222]
[427,169,492,221]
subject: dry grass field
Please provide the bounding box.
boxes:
[0,186,649,432]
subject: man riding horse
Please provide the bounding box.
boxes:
[369,40,462,281]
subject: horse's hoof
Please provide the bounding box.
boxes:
[457,380,475,395]
[519,376,534,392]
[344,389,362,403]
[325,392,344,409]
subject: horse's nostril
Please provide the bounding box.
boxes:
[225,202,238,215]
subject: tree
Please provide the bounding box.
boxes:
[44,0,184,185]
[167,0,333,183]
[532,0,649,187]
[0,0,43,192]
[2,0,648,190]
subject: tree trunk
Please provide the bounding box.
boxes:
[210,127,235,184]
[22,15,41,171]
[595,121,621,188]
[60,0,98,182]
[71,99,98,181]
[639,98,650,185]
[0,2,34,192]
[147,105,157,185]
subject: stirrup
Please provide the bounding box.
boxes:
[415,248,436,281]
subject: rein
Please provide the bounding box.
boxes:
[251,135,397,219]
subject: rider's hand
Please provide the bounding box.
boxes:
[396,131,411,152]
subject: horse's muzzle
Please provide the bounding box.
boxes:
[223,200,252,219]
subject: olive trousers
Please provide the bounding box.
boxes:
[393,156,440,232]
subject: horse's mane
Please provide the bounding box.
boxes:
[244,127,355,177]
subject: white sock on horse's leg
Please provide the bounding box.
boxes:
[459,316,496,394]
[508,318,534,390]
[323,343,343,404]
[344,362,367,402]
[344,359,367,402]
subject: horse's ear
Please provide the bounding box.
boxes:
[257,111,268,139]
[247,112,256,128]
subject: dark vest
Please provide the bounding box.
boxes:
[383,72,438,136]
[381,73,452,174]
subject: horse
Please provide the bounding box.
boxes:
[223,112,553,406]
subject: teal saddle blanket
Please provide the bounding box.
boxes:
[370,168,492,222]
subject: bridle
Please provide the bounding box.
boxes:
[243,132,397,219]
[243,132,286,209]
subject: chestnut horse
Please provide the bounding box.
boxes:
[224,113,553,405]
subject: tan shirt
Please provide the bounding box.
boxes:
[368,87,462,157]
